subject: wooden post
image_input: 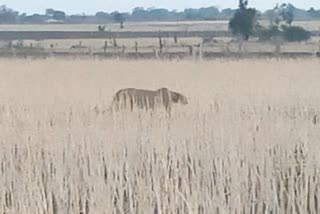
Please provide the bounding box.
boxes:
[135,41,138,53]
[50,44,54,56]
[188,45,193,56]
[317,40,320,57]
[113,37,117,47]
[174,34,178,44]
[104,41,108,53]
[198,43,203,60]
[159,36,163,54]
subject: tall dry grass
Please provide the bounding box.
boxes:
[0,58,320,213]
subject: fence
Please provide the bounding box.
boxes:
[0,30,319,41]
[1,41,319,59]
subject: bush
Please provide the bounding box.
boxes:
[257,25,311,42]
[282,26,311,42]
[257,25,282,41]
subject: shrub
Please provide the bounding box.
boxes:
[257,25,311,42]
[282,26,311,42]
[257,25,282,41]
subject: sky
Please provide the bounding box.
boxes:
[2,0,320,15]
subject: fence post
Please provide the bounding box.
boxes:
[50,44,54,57]
[188,45,193,56]
[135,41,138,53]
[174,34,178,44]
[104,41,108,53]
[113,37,117,47]
[198,43,203,60]
[317,40,320,57]
[159,36,163,54]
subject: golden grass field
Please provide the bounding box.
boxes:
[1,58,320,213]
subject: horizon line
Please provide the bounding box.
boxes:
[2,4,319,16]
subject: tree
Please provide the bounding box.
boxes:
[239,0,248,10]
[23,14,47,23]
[184,6,220,20]
[132,7,148,21]
[53,10,66,21]
[95,11,111,22]
[45,8,55,17]
[257,5,311,43]
[0,5,19,24]
[275,4,294,25]
[221,8,236,19]
[229,1,258,40]
[307,7,320,18]
[113,12,125,29]
[257,25,282,41]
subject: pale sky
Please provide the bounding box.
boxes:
[2,0,320,15]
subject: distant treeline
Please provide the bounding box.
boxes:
[0,4,320,24]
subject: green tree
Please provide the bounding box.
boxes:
[274,3,294,25]
[257,25,282,41]
[52,11,66,21]
[257,3,310,42]
[307,7,320,18]
[229,1,258,40]
[0,5,19,24]
[45,8,55,17]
